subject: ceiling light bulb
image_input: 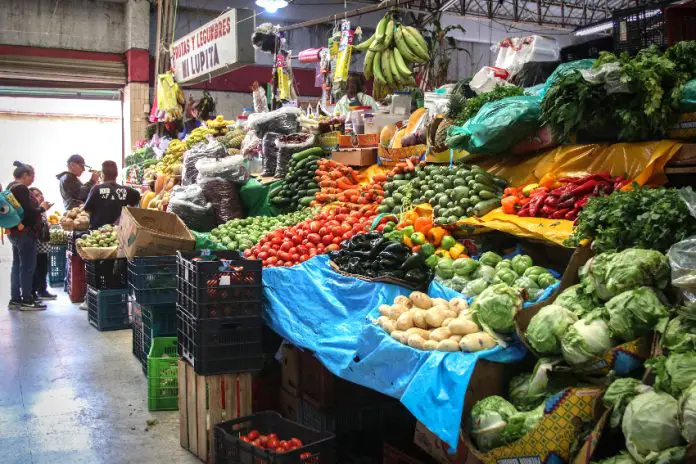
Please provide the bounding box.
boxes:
[256,0,288,13]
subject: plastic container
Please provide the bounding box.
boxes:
[48,245,67,285]
[214,411,336,464]
[128,255,178,305]
[66,250,86,303]
[299,397,407,438]
[177,306,264,376]
[87,286,130,331]
[141,303,177,339]
[132,303,146,372]
[85,258,127,289]
[147,337,179,411]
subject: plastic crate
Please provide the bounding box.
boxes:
[612,4,667,55]
[299,397,407,438]
[87,286,130,331]
[128,255,178,289]
[178,292,262,320]
[214,411,336,464]
[142,303,177,339]
[177,306,264,376]
[132,304,146,373]
[48,245,67,285]
[147,337,179,411]
[176,250,262,319]
[85,258,127,289]
[66,250,86,303]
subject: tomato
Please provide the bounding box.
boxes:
[290,437,303,447]
[309,248,317,257]
[298,254,309,262]
[243,249,252,257]
[278,251,291,262]
[251,438,261,447]
[267,437,279,449]
[332,236,342,244]
[317,244,325,253]
[309,221,321,233]
[257,251,268,260]
[320,235,332,246]
[307,233,321,245]
[296,244,308,255]
[271,236,282,245]
[247,430,260,440]
[291,253,300,262]
[259,436,268,448]
[280,242,292,252]
[288,247,297,255]
[376,224,385,232]
[318,226,328,237]
[240,436,252,443]
[300,452,312,459]
[342,231,353,241]
[284,262,293,267]
[326,244,340,252]
[335,213,346,222]
[276,260,284,266]
[278,440,289,449]
[268,433,278,441]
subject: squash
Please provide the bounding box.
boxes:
[380,124,397,147]
[154,174,168,194]
[140,191,156,209]
[391,128,407,149]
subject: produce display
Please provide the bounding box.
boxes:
[378,163,506,225]
[245,205,378,267]
[501,172,630,220]
[209,209,317,250]
[205,115,234,136]
[434,252,558,301]
[353,12,429,91]
[374,291,498,352]
[238,429,309,455]
[268,147,325,211]
[76,225,119,248]
[49,227,68,246]
[312,158,385,206]
[59,207,89,231]
[329,231,431,285]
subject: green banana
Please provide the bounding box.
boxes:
[364,50,375,79]
[392,48,413,77]
[373,16,389,44]
[387,49,403,86]
[372,51,386,84]
[395,25,424,64]
[353,33,375,52]
[384,19,395,49]
[381,49,394,86]
[403,26,430,60]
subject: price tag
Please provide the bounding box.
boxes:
[201,249,211,256]
[219,275,231,286]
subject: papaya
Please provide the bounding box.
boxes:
[391,128,407,149]
[380,124,397,147]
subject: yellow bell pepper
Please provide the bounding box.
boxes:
[435,249,451,259]
[522,183,539,196]
[427,227,448,247]
[449,243,466,259]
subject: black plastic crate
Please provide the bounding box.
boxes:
[87,286,130,331]
[178,291,262,320]
[177,306,264,375]
[214,411,336,464]
[132,304,145,363]
[130,285,178,305]
[67,230,88,254]
[128,255,178,289]
[86,258,127,290]
[142,303,177,338]
[48,245,67,285]
[612,4,667,55]
[299,398,410,438]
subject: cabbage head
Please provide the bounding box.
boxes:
[579,252,617,300]
[662,314,696,353]
[678,380,696,443]
[453,257,478,276]
[526,304,578,355]
[604,248,670,296]
[508,358,556,411]
[470,395,518,451]
[436,258,455,279]
[606,287,669,343]
[561,314,614,366]
[479,251,502,267]
[603,378,652,428]
[648,352,696,397]
[553,284,599,318]
[447,275,469,292]
[622,391,683,463]
[515,276,542,301]
[473,264,496,282]
[471,283,523,334]
[511,254,533,275]
[462,277,489,298]
[500,403,544,444]
[590,452,637,464]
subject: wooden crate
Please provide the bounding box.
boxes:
[178,359,253,463]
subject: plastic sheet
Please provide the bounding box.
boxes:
[538,59,595,99]
[261,132,280,177]
[262,255,527,450]
[182,140,226,186]
[668,188,696,304]
[199,177,245,224]
[680,79,696,113]
[239,178,282,217]
[248,107,301,137]
[168,197,216,232]
[195,155,249,183]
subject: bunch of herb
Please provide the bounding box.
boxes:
[454,85,524,124]
[565,186,696,253]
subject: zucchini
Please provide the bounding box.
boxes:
[472,183,494,194]
[292,146,324,161]
[473,199,501,216]
[479,190,497,200]
[474,173,496,187]
[270,196,290,206]
[299,196,315,206]
[306,182,318,190]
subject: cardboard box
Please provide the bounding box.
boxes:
[280,343,301,397]
[117,207,195,259]
[413,422,473,464]
[667,112,696,139]
[338,133,379,148]
[331,148,377,166]
[279,387,301,421]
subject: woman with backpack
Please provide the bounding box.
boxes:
[7,161,53,310]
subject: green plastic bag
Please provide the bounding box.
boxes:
[447,96,542,155]
[192,231,217,250]
[239,178,283,217]
[539,59,595,99]
[680,79,696,113]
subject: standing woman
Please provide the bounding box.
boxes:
[30,187,57,301]
[7,162,52,310]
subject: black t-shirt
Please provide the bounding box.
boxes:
[84,182,141,229]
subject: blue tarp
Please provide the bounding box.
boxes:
[262,255,529,449]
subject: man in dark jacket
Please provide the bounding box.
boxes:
[56,154,100,209]
[84,161,140,229]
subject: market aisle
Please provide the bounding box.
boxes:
[0,243,198,464]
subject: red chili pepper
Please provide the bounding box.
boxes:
[558,197,576,209]
[565,207,581,220]
[569,180,600,196]
[540,204,555,217]
[517,206,531,217]
[528,194,547,217]
[592,172,613,181]
[557,177,584,184]
[575,197,590,209]
[550,208,570,219]
[551,184,573,196]
[544,195,560,207]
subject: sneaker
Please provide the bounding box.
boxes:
[19,299,47,311]
[8,299,21,310]
[78,301,88,311]
[38,291,57,300]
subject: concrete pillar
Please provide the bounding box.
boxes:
[123,0,151,152]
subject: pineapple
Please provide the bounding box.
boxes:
[446,93,466,121]
[434,118,452,151]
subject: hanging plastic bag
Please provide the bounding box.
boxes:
[169,185,216,232]
[680,79,696,113]
[275,133,316,178]
[248,107,301,137]
[332,20,353,85]
[156,73,184,122]
[668,188,696,305]
[261,132,280,176]
[182,139,226,186]
[252,82,268,113]
[469,66,512,95]
[195,155,249,184]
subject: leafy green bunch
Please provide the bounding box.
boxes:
[566,186,696,253]
[450,85,524,124]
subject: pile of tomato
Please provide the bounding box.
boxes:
[239,430,311,457]
[244,205,380,267]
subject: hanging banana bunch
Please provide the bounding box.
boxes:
[353,13,429,92]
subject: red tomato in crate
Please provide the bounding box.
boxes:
[267,437,279,449]
[290,437,303,448]
[300,452,312,459]
[321,235,333,246]
[258,435,268,448]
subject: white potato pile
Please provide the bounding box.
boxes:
[375,291,497,353]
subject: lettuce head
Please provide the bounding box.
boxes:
[526,304,578,355]
[554,284,600,318]
[606,287,669,343]
[500,403,544,445]
[678,380,696,443]
[470,395,518,451]
[662,314,696,353]
[471,283,523,334]
[622,391,683,463]
[648,352,696,397]
[561,313,614,366]
[603,378,652,429]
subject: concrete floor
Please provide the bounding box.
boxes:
[0,243,199,464]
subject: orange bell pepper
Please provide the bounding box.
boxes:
[402,210,419,226]
[427,227,448,247]
[414,216,433,235]
[538,173,557,190]
[501,196,519,215]
[403,235,414,248]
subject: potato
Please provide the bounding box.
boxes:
[407,334,426,350]
[391,330,408,344]
[457,310,473,321]
[412,309,429,329]
[437,339,460,352]
[382,319,397,334]
[396,311,414,331]
[430,327,452,342]
[423,340,438,351]
[378,305,391,317]
[448,319,480,336]
[376,316,390,328]
[389,304,409,320]
[394,295,413,308]
[448,297,469,314]
[449,335,463,343]
[409,291,433,309]
[442,309,457,320]
[442,318,454,327]
[459,332,497,352]
[406,327,431,340]
[425,307,446,328]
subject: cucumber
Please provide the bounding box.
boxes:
[269,185,283,198]
[306,182,318,190]
[473,199,501,216]
[475,173,496,187]
[479,190,497,200]
[292,146,324,161]
[492,176,508,188]
[299,196,315,206]
[306,188,320,196]
[270,196,290,206]
[472,183,494,194]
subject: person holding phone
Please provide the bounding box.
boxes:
[56,154,100,210]
[7,162,52,310]
[29,187,57,301]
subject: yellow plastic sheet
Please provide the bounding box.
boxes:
[360,164,387,184]
[478,140,683,187]
[426,148,469,164]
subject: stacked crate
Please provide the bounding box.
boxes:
[85,259,129,331]
[48,244,67,286]
[66,231,88,302]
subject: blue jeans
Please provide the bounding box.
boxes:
[8,233,38,301]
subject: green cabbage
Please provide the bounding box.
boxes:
[648,352,696,397]
[515,276,542,301]
[606,287,669,343]
[590,452,638,464]
[603,378,653,429]
[662,314,696,353]
[678,380,696,443]
[580,252,617,300]
[473,264,496,282]
[471,283,523,334]
[561,314,614,365]
[511,254,533,275]
[553,284,599,318]
[462,278,489,297]
[470,395,517,451]
[436,258,454,279]
[447,275,469,292]
[453,257,478,276]
[500,403,544,444]
[479,251,503,267]
[622,391,683,463]
[493,268,518,286]
[526,304,578,355]
[508,358,556,411]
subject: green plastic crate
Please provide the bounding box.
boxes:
[147,337,179,411]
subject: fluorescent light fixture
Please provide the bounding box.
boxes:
[256,0,288,13]
[574,20,613,36]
